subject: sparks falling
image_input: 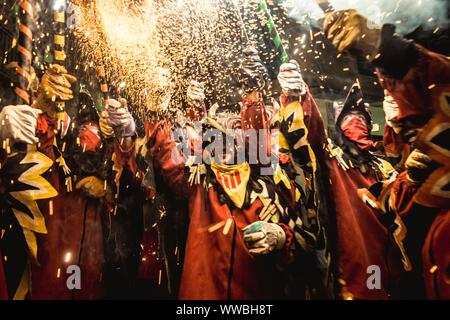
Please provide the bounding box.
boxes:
[72,0,246,118]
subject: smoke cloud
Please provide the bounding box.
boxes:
[284,0,449,34]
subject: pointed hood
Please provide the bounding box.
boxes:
[335,83,372,132]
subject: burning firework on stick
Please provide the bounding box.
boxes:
[96,65,109,101]
[258,0,289,65]
[52,0,68,128]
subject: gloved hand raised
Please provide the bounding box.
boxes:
[243,221,286,255]
[99,111,114,138]
[104,98,136,137]
[0,105,42,146]
[405,149,438,186]
[33,64,77,114]
[186,80,206,103]
[278,60,306,97]
[238,47,267,93]
[76,175,113,203]
[323,9,381,60]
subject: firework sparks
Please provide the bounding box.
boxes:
[72,0,245,118]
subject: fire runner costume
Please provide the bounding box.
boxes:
[276,57,404,299]
[0,104,54,300]
[327,84,405,299]
[102,48,331,299]
[324,9,450,299]
[276,60,334,298]
[0,65,106,299]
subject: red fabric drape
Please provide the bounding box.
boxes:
[341,117,374,150]
[327,159,402,299]
[422,209,450,300]
[29,116,104,299]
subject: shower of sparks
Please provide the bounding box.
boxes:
[72,0,246,118]
[1,0,447,117]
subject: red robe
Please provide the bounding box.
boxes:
[383,125,405,159]
[301,87,328,159]
[328,161,402,299]
[377,45,450,123]
[293,89,402,299]
[138,122,294,300]
[422,209,450,299]
[29,114,104,299]
[377,44,450,299]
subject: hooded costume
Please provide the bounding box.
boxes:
[116,115,291,299]
[0,83,110,299]
[28,91,107,300]
[360,25,450,299]
[110,79,339,299]
[326,84,405,300]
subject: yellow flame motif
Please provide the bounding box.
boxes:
[9,151,58,260]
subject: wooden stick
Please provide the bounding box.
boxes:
[15,0,34,105]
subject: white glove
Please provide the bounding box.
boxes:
[153,67,173,112]
[0,105,42,146]
[383,92,401,134]
[104,98,136,137]
[243,221,286,255]
[278,60,306,97]
[187,80,205,103]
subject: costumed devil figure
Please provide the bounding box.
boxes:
[98,73,187,299]
[0,65,108,299]
[325,83,407,300]
[98,47,335,299]
[1,3,449,302]
[324,9,450,299]
[275,58,335,298]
